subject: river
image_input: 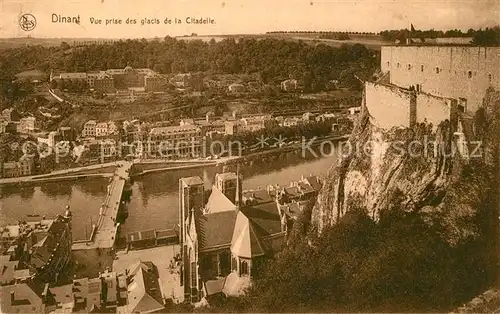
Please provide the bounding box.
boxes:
[0,147,338,240]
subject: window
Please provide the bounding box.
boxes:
[435,67,440,74]
[397,63,400,68]
[407,64,412,70]
[240,260,249,276]
[232,257,237,271]
[489,74,492,82]
[468,71,472,78]
[387,61,390,67]
[421,65,424,72]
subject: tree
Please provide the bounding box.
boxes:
[60,41,71,50]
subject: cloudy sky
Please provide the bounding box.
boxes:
[0,0,498,38]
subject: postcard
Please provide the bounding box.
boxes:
[0,0,499,313]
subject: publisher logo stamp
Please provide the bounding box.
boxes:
[19,14,36,31]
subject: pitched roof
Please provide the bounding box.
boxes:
[205,186,236,214]
[0,282,45,313]
[179,176,204,187]
[284,186,300,198]
[197,210,237,252]
[49,283,73,307]
[127,261,164,314]
[240,202,282,236]
[304,176,322,191]
[298,182,315,194]
[216,172,237,181]
[230,211,266,258]
[242,189,273,204]
[0,259,19,285]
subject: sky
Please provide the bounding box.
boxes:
[0,0,499,38]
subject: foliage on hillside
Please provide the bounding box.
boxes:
[0,37,378,102]
[208,173,495,312]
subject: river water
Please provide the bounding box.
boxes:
[0,148,338,240]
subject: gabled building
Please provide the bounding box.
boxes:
[0,281,55,313]
[125,261,164,314]
[180,171,288,303]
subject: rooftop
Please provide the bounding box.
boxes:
[205,186,237,214]
[126,261,164,314]
[179,176,204,187]
[149,125,200,135]
[231,211,266,258]
[198,210,238,252]
[240,201,282,236]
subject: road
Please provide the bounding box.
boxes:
[72,161,132,250]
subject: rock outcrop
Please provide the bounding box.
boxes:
[311,89,500,245]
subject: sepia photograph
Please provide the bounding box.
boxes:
[0,0,499,312]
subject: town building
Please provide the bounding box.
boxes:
[56,126,77,143]
[348,106,362,115]
[0,281,53,313]
[224,115,270,135]
[281,79,298,91]
[123,261,165,313]
[0,265,123,314]
[281,117,302,127]
[0,119,7,134]
[228,83,246,93]
[14,69,47,84]
[95,122,109,137]
[0,155,35,178]
[170,73,192,88]
[16,116,37,134]
[37,131,58,148]
[1,108,20,122]
[82,120,97,138]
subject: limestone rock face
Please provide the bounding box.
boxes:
[311,90,498,244]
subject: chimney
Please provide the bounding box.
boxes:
[10,291,15,305]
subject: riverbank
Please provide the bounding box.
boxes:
[218,134,350,165]
[0,134,349,185]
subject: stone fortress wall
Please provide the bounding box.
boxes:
[381,46,500,114]
[365,81,456,130]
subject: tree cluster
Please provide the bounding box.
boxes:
[380,26,500,46]
[0,37,378,103]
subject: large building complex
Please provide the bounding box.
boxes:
[51,66,166,93]
[380,46,500,114]
[147,125,203,158]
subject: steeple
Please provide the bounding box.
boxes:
[236,164,242,210]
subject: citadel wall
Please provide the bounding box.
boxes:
[381,46,500,113]
[365,81,413,129]
[365,81,456,130]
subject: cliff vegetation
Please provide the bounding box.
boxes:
[200,89,500,312]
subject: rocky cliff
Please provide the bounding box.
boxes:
[312,88,500,245]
